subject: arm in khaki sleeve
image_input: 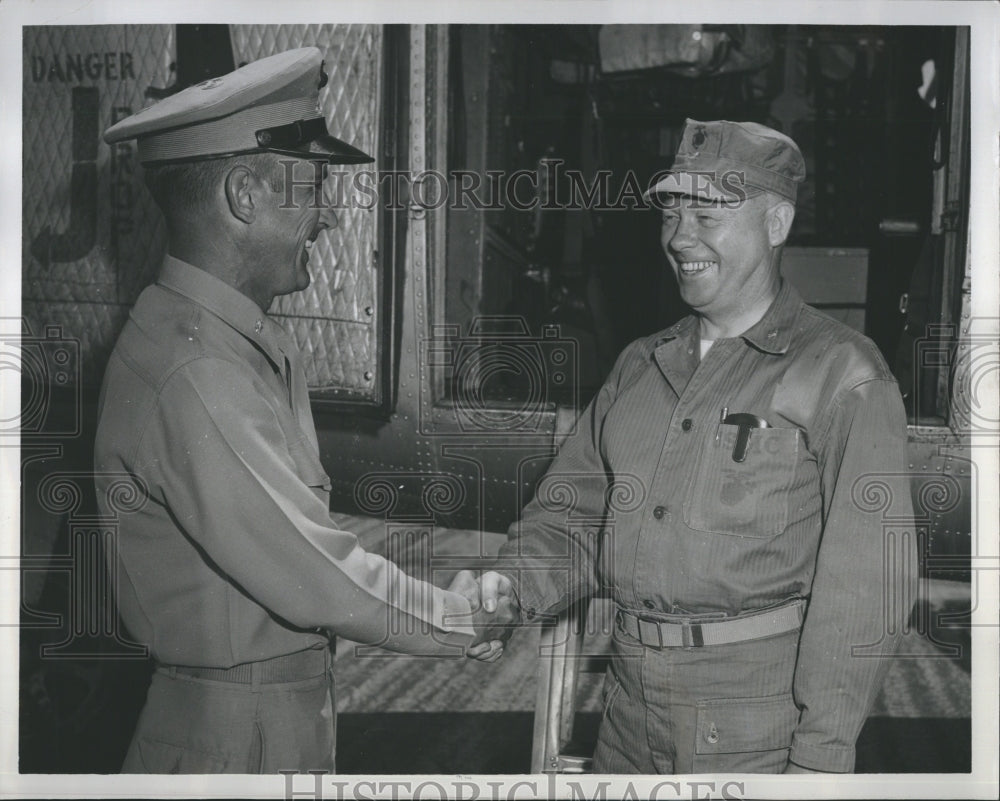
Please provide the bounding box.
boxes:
[789,378,918,772]
[496,341,643,618]
[142,357,474,654]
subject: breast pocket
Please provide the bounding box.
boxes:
[684,424,800,538]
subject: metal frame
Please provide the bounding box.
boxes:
[311,24,405,417]
[531,600,594,774]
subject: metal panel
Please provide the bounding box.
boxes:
[231,25,382,398]
[22,25,383,401]
[22,25,176,379]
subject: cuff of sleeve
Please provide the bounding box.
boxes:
[501,570,551,622]
[789,735,855,773]
[437,588,476,641]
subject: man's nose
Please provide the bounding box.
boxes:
[318,205,338,231]
[669,218,697,250]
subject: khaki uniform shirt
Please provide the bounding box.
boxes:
[95,257,473,668]
[500,280,917,772]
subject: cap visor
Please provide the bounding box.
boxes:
[271,134,374,164]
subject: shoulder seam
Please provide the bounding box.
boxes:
[128,352,265,471]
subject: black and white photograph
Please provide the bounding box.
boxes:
[1,1,997,799]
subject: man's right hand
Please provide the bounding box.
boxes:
[448,570,521,661]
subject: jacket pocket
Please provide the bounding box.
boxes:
[684,425,800,538]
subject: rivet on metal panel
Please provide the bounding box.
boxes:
[364,371,373,381]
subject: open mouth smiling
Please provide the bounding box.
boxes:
[677,260,716,275]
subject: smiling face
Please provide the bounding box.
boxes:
[660,193,793,333]
[251,156,337,304]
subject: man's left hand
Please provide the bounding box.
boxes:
[448,569,520,660]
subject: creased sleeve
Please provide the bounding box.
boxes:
[789,377,918,771]
[497,343,641,618]
[140,357,474,655]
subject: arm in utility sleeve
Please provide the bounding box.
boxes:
[497,341,644,618]
[139,356,474,653]
[789,377,917,772]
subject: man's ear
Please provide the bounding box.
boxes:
[766,201,796,247]
[224,165,255,224]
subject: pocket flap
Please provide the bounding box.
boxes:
[695,693,800,755]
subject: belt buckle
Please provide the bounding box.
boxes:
[681,620,705,647]
[636,613,665,650]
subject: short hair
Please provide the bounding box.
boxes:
[755,189,796,212]
[142,152,284,220]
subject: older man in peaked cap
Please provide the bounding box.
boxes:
[469,119,917,773]
[95,48,500,774]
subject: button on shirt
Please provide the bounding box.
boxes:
[499,280,916,772]
[94,257,474,668]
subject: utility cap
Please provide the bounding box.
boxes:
[647,119,805,204]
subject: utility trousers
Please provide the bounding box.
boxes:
[593,628,801,773]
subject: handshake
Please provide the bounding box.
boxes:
[448,570,522,662]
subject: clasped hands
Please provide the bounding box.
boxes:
[448,570,521,661]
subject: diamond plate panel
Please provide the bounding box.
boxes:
[231,25,382,395]
[22,25,175,384]
[23,25,384,400]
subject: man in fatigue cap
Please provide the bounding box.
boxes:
[464,119,917,774]
[96,48,501,774]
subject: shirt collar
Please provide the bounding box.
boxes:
[652,279,803,355]
[157,255,290,370]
